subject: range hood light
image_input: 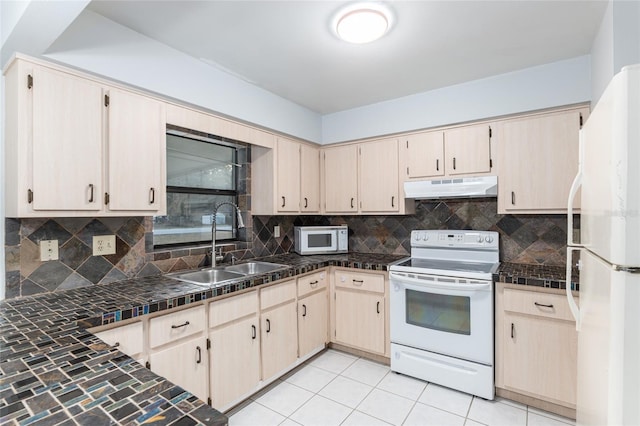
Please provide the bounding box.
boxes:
[404,176,498,199]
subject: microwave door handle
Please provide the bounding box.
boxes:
[390,272,491,292]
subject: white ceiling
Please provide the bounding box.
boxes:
[85,0,607,115]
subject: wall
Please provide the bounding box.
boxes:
[322,56,591,143]
[4,198,575,300]
[590,0,640,104]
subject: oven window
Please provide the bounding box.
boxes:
[406,289,471,335]
[308,234,332,248]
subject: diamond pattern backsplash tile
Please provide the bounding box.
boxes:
[4,199,577,300]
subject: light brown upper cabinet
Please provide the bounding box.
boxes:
[323,139,414,215]
[252,137,321,215]
[4,57,166,217]
[323,144,359,213]
[403,124,492,180]
[496,106,588,213]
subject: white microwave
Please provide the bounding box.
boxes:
[294,225,348,255]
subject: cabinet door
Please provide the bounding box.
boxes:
[276,138,301,212]
[149,337,208,402]
[300,144,320,213]
[334,289,385,354]
[498,109,584,213]
[359,139,399,212]
[324,145,358,213]
[93,322,143,359]
[444,124,492,176]
[209,316,260,410]
[298,291,328,358]
[405,131,445,178]
[31,66,103,211]
[107,88,166,213]
[261,302,297,381]
[503,313,577,406]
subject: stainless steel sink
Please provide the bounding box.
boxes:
[224,261,289,275]
[168,261,289,287]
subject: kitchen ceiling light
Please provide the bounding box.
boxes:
[334,3,392,44]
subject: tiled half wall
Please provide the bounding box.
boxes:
[4,199,576,300]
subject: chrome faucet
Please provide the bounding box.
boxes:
[211,201,245,267]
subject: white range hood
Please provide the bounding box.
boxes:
[404,176,498,199]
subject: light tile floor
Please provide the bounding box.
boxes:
[228,349,576,426]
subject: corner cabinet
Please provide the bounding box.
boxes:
[4,56,166,217]
[331,269,388,356]
[496,106,588,214]
[252,137,321,215]
[323,140,414,215]
[495,283,578,418]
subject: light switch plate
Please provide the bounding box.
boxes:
[93,235,116,256]
[40,240,59,261]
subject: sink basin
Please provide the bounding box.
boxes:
[168,261,289,287]
[169,269,245,286]
[224,261,289,275]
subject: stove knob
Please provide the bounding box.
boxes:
[477,235,484,243]
[485,235,494,243]
[423,233,429,241]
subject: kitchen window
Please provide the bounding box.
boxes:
[153,130,241,248]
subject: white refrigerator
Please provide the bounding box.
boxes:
[566,64,640,426]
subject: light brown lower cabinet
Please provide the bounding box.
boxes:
[496,283,578,417]
[298,270,329,359]
[332,269,387,356]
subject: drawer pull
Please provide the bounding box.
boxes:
[309,280,319,287]
[171,321,190,329]
[196,346,202,364]
[511,323,515,339]
[113,342,120,347]
[352,279,364,286]
[534,302,554,308]
[266,319,271,333]
[251,325,257,340]
[302,304,307,317]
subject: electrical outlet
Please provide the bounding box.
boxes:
[274,225,281,238]
[40,240,59,261]
[93,235,116,256]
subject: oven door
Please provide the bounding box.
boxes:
[389,271,493,365]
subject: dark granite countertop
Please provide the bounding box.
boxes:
[0,252,404,425]
[495,262,580,291]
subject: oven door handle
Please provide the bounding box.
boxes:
[390,272,491,292]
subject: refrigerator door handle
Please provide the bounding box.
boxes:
[566,247,581,331]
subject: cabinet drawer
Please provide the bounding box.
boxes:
[260,280,296,310]
[149,305,205,349]
[335,270,385,293]
[504,288,576,322]
[209,291,258,328]
[298,271,327,298]
[94,321,143,356]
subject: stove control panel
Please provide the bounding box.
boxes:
[411,230,499,249]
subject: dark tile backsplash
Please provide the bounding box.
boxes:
[4,198,577,300]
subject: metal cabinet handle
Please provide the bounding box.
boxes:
[350,197,354,209]
[266,319,271,333]
[511,323,515,339]
[352,279,364,286]
[196,346,202,364]
[453,157,457,170]
[309,280,319,287]
[304,197,308,208]
[281,196,286,208]
[376,301,380,314]
[436,159,439,171]
[149,187,155,204]
[511,191,516,205]
[113,342,120,347]
[391,196,395,207]
[302,304,307,317]
[171,321,190,329]
[534,302,554,308]
[88,184,94,203]
[251,325,256,339]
